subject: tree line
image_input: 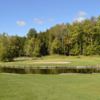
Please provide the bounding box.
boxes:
[0,16,100,61]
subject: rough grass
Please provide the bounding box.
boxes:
[0,73,100,100]
[0,55,100,67]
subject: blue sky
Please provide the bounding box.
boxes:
[0,0,100,36]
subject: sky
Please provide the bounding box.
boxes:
[0,0,100,36]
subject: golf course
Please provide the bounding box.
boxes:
[1,0,100,100]
[0,55,100,99]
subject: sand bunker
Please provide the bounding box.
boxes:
[33,61,71,64]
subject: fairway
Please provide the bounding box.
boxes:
[0,73,100,100]
[0,55,100,67]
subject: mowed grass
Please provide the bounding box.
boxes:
[0,55,100,67]
[0,73,100,100]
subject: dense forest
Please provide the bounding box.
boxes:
[0,16,100,61]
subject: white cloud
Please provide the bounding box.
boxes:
[47,18,54,22]
[33,18,54,25]
[78,11,87,17]
[16,20,26,27]
[33,18,45,25]
[75,17,85,22]
[74,11,87,22]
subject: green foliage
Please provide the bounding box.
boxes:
[1,16,100,62]
[24,38,35,56]
[50,38,62,54]
[27,28,37,39]
[0,34,15,61]
[32,39,41,57]
[24,28,38,57]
